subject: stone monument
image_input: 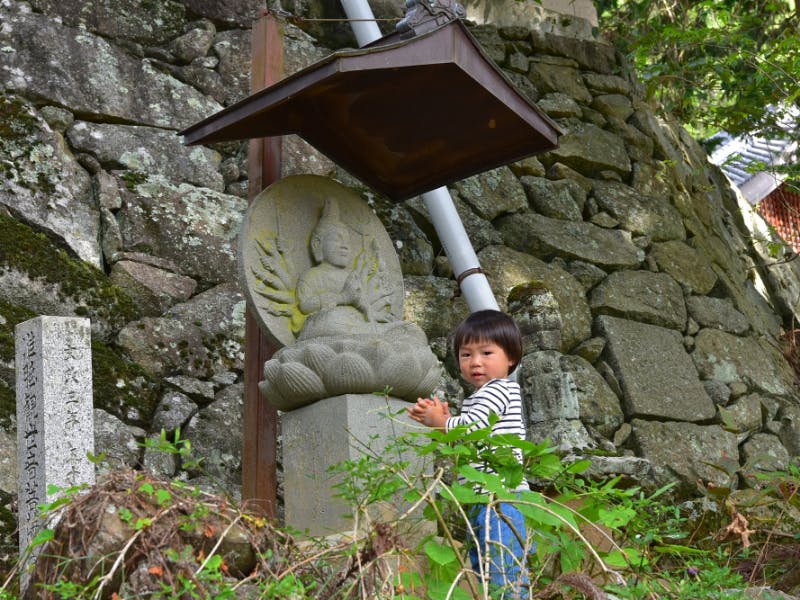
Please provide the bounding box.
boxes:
[15,317,95,558]
[239,174,439,534]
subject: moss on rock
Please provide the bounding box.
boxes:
[0,297,157,428]
[0,299,36,362]
[0,95,40,144]
[0,300,37,428]
[91,340,160,428]
[0,95,57,195]
[0,383,14,432]
[0,489,17,590]
[0,212,141,331]
[120,170,149,191]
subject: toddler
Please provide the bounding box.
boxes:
[407,309,531,598]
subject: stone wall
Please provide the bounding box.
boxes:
[1,0,799,545]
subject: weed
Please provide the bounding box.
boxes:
[4,417,799,598]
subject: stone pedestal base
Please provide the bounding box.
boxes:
[282,394,428,537]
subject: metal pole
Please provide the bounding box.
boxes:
[420,187,499,311]
[339,0,382,47]
[337,1,499,312]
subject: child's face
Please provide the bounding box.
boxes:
[458,338,513,389]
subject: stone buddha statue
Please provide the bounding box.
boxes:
[238,175,440,411]
[295,198,388,340]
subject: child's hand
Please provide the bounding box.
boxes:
[406,397,435,421]
[406,397,432,417]
[406,398,430,423]
[406,396,449,430]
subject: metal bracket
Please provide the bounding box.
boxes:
[395,0,466,38]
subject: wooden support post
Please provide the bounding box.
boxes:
[242,12,283,517]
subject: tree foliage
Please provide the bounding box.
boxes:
[596,0,800,149]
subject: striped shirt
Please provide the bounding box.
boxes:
[446,378,530,492]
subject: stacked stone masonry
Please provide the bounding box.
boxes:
[1,0,799,536]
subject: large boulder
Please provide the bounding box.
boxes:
[686,296,750,335]
[0,11,222,129]
[164,282,246,338]
[109,260,198,317]
[183,383,245,493]
[711,266,783,339]
[520,176,586,221]
[520,350,580,422]
[590,270,687,332]
[740,433,790,474]
[649,240,717,295]
[592,180,685,242]
[371,200,434,276]
[596,316,715,422]
[693,329,798,397]
[116,317,224,380]
[479,245,592,351]
[451,166,528,221]
[67,122,224,191]
[27,0,188,45]
[540,120,631,178]
[93,409,147,472]
[630,420,739,496]
[115,298,242,385]
[0,96,100,267]
[563,354,624,439]
[403,276,468,344]
[176,0,265,28]
[116,176,247,286]
[497,212,644,269]
[528,56,593,104]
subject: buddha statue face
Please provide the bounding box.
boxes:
[309,198,353,268]
[315,226,352,268]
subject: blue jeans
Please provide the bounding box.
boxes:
[468,499,531,599]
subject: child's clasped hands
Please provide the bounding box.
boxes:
[406,396,450,430]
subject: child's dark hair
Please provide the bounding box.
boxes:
[453,310,523,372]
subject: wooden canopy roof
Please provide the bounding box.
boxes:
[180,19,562,201]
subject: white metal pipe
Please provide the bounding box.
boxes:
[340,0,499,313]
[339,0,382,47]
[421,186,499,311]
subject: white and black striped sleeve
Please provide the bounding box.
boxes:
[445,379,513,433]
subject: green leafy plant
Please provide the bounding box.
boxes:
[328,410,652,598]
[142,427,203,471]
[597,0,799,144]
[4,419,799,598]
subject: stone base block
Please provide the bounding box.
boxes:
[282,394,429,537]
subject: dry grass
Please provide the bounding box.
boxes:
[25,469,406,599]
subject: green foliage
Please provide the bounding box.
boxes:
[39,483,89,514]
[6,442,332,600]
[27,528,55,550]
[605,546,748,599]
[6,425,800,598]
[258,570,315,599]
[597,0,799,156]
[142,427,203,471]
[120,170,149,191]
[0,300,36,428]
[329,412,800,598]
